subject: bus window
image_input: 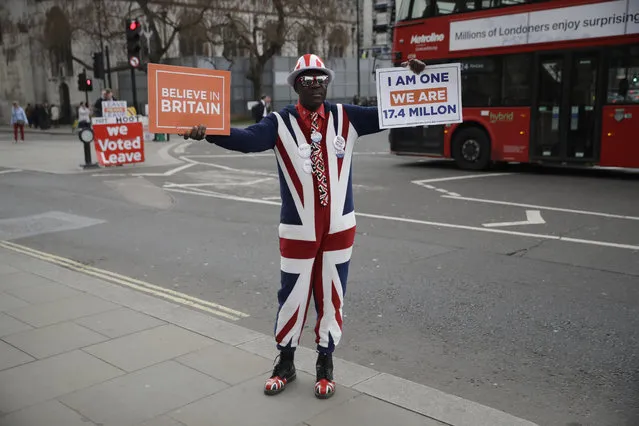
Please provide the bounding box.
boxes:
[460,57,501,106]
[396,0,551,21]
[607,45,639,104]
[501,54,533,106]
[396,0,412,21]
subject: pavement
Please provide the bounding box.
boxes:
[0,125,72,135]
[0,127,181,174]
[0,243,539,426]
[1,129,638,426]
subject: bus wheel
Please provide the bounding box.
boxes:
[452,127,491,171]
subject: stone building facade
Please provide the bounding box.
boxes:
[0,0,359,123]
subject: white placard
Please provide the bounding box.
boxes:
[449,0,638,51]
[375,63,463,129]
[101,100,128,118]
[91,116,141,125]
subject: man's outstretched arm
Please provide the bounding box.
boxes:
[183,114,278,153]
[344,58,426,138]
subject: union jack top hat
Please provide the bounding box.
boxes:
[287,54,335,87]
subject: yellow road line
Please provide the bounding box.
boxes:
[0,241,249,321]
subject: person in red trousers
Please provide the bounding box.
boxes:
[10,101,28,143]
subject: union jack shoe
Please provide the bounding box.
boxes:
[314,353,336,399]
[264,353,296,396]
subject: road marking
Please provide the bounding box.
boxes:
[180,156,278,177]
[0,168,23,174]
[164,177,273,188]
[443,195,639,221]
[483,210,546,227]
[131,162,195,177]
[0,240,249,321]
[183,152,389,159]
[174,142,188,155]
[165,187,282,206]
[186,153,273,158]
[164,186,639,251]
[157,141,182,163]
[0,211,106,241]
[412,173,511,185]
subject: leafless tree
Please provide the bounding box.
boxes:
[213,0,348,100]
[35,0,216,72]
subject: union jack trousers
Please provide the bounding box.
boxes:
[206,101,382,354]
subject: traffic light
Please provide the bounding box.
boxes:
[125,18,141,67]
[78,71,87,91]
[77,72,93,92]
[92,52,104,79]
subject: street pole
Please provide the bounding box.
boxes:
[131,67,138,113]
[96,0,106,89]
[356,0,361,97]
[105,45,113,89]
[84,67,89,105]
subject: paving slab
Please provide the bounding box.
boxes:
[0,262,19,276]
[0,400,97,426]
[168,372,359,426]
[0,313,33,337]
[176,340,273,385]
[238,336,379,387]
[83,324,213,372]
[0,292,30,312]
[0,271,69,293]
[354,373,540,426]
[304,394,447,426]
[3,321,107,359]
[0,349,123,413]
[159,306,263,346]
[4,278,83,304]
[59,360,227,426]
[137,415,187,426]
[0,340,34,371]
[74,306,166,338]
[5,294,119,327]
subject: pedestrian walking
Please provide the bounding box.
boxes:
[182,54,426,399]
[10,101,28,143]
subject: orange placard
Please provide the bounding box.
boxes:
[147,63,231,135]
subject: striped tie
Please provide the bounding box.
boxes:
[310,112,329,206]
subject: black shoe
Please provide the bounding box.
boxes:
[314,352,336,399]
[264,352,296,396]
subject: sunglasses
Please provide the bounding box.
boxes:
[297,75,329,87]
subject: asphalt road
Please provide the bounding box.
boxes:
[1,130,638,426]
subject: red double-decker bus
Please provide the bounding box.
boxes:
[389,0,639,170]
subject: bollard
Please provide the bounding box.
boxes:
[78,127,99,169]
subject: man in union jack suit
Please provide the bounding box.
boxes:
[184,54,425,399]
